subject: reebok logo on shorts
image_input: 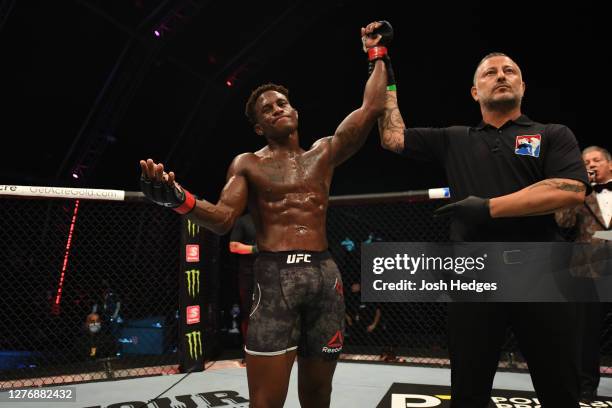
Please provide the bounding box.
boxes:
[286,253,311,264]
[334,278,343,296]
[322,330,343,353]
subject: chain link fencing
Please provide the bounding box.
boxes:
[2,189,611,391]
[327,195,612,374]
[0,197,182,388]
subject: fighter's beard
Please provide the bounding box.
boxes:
[483,95,521,113]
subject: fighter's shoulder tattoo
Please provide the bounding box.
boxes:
[335,122,360,141]
[230,152,258,177]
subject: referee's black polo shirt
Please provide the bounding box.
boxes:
[402,115,589,242]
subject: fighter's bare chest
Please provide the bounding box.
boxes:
[249,154,329,189]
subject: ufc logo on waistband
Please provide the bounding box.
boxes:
[287,254,311,264]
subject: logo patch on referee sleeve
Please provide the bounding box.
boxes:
[515,134,541,157]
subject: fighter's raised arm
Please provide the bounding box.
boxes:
[349,20,406,155]
[327,21,391,166]
[139,155,249,235]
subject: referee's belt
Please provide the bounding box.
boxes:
[501,249,542,265]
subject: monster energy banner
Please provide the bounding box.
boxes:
[180,218,204,372]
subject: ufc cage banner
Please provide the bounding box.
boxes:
[180,219,204,371]
[377,383,612,407]
[361,242,612,302]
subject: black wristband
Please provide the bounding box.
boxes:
[368,55,395,87]
[385,57,396,87]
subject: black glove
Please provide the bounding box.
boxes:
[366,21,395,87]
[140,174,196,214]
[368,20,393,46]
[434,196,491,225]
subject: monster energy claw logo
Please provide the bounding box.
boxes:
[185,330,203,360]
[187,220,200,237]
[185,269,200,298]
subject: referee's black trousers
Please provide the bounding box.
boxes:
[448,302,580,408]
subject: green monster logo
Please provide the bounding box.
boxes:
[185,330,203,360]
[185,269,200,298]
[187,220,200,237]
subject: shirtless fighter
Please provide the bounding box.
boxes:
[139,23,391,408]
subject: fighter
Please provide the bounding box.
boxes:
[139,22,392,408]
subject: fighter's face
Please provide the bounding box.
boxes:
[253,91,298,137]
[584,150,612,183]
[471,56,525,111]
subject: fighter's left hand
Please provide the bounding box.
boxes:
[361,21,383,52]
[434,195,491,224]
[361,20,394,52]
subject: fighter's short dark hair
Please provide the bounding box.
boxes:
[245,83,289,125]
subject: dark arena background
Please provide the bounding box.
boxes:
[1,1,607,407]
